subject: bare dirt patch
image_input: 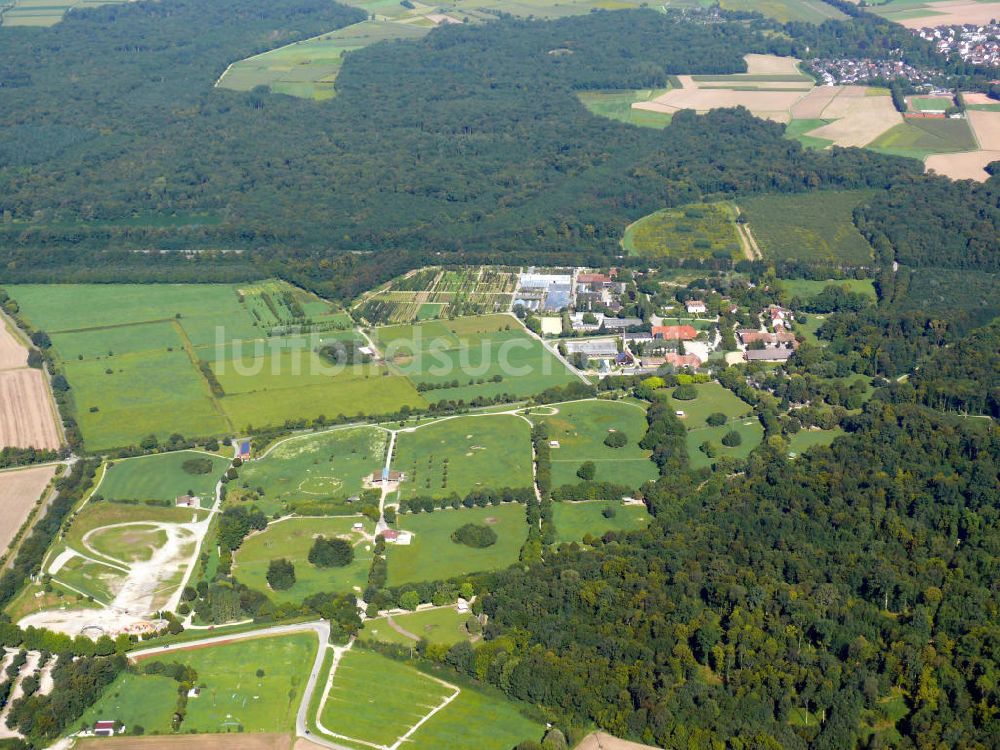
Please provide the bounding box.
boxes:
[962,92,997,106]
[925,150,1000,181]
[895,0,1000,28]
[0,369,62,450]
[574,732,662,750]
[0,464,56,556]
[968,109,1000,150]
[75,734,293,750]
[0,324,28,371]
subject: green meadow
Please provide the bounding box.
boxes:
[686,418,764,469]
[552,501,650,543]
[364,607,473,647]
[233,517,374,602]
[238,426,388,514]
[99,451,230,505]
[388,504,528,586]
[667,382,754,426]
[531,399,658,488]
[577,89,672,129]
[392,415,533,500]
[787,427,846,456]
[623,203,742,260]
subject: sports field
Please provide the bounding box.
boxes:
[377,314,578,403]
[99,451,230,506]
[868,118,979,160]
[4,283,379,450]
[320,648,542,750]
[388,504,528,585]
[86,633,318,734]
[531,400,658,488]
[392,415,533,500]
[739,191,875,265]
[552,501,650,543]
[622,203,742,261]
[365,607,473,647]
[233,517,374,602]
[238,427,388,514]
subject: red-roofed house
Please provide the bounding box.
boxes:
[651,325,697,341]
[685,300,707,315]
[577,273,612,285]
[663,352,703,368]
[94,721,118,737]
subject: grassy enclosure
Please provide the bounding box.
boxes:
[233,517,374,601]
[364,607,474,647]
[787,427,845,456]
[238,426,388,515]
[99,451,230,506]
[392,415,533,500]
[740,190,875,265]
[552,501,650,543]
[388,504,528,585]
[530,400,658,488]
[623,203,742,260]
[868,118,979,159]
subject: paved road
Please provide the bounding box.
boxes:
[127,620,359,750]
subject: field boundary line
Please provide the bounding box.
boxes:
[388,674,460,750]
[172,319,234,433]
[48,317,176,335]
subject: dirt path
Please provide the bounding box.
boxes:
[733,206,762,261]
[385,615,421,642]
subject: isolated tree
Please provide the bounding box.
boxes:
[721,430,743,447]
[577,461,596,481]
[603,431,627,448]
[673,384,697,400]
[308,536,354,568]
[451,523,498,548]
[706,412,727,427]
[266,559,296,591]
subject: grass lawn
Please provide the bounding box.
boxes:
[740,190,875,265]
[552,501,650,543]
[623,203,742,260]
[668,382,754,427]
[321,648,455,746]
[577,89,672,129]
[780,278,877,300]
[364,607,473,647]
[233,517,374,602]
[868,118,978,160]
[99,451,230,506]
[530,400,657,488]
[787,427,845,456]
[238,426,388,514]
[393,415,533,500]
[795,314,828,346]
[388,504,528,586]
[86,524,167,563]
[686,418,764,469]
[115,632,319,733]
[78,673,180,735]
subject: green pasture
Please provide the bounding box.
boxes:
[238,426,388,514]
[868,118,978,160]
[388,504,528,585]
[623,203,742,260]
[392,415,533,500]
[531,399,657,488]
[86,524,167,563]
[740,190,875,265]
[577,89,672,129]
[322,648,455,747]
[780,278,876,300]
[405,677,544,750]
[787,427,845,456]
[233,517,374,601]
[686,418,764,469]
[105,632,318,733]
[364,607,473,647]
[99,451,229,505]
[784,119,834,150]
[552,501,650,543]
[50,320,183,361]
[667,382,754,427]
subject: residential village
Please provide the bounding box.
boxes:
[916,22,1000,68]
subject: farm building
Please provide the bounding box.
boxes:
[686,300,707,314]
[738,330,797,347]
[94,721,119,737]
[651,325,697,341]
[381,529,412,545]
[745,348,795,362]
[234,439,252,461]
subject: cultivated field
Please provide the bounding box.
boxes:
[802,87,902,148]
[0,322,27,370]
[868,118,979,159]
[577,89,672,129]
[739,190,875,265]
[354,267,518,325]
[968,109,1000,150]
[552,500,650,543]
[622,203,743,261]
[99,451,230,506]
[233,516,374,602]
[388,503,528,585]
[392,414,533,500]
[0,464,56,556]
[0,368,61,450]
[869,0,1000,27]
[83,633,317,734]
[318,648,542,750]
[529,400,657,487]
[238,426,388,515]
[924,109,1000,181]
[5,282,376,450]
[75,735,294,750]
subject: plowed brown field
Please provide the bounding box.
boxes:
[0,369,61,450]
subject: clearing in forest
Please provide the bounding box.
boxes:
[622,203,742,261]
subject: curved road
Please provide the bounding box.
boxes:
[126,620,357,750]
